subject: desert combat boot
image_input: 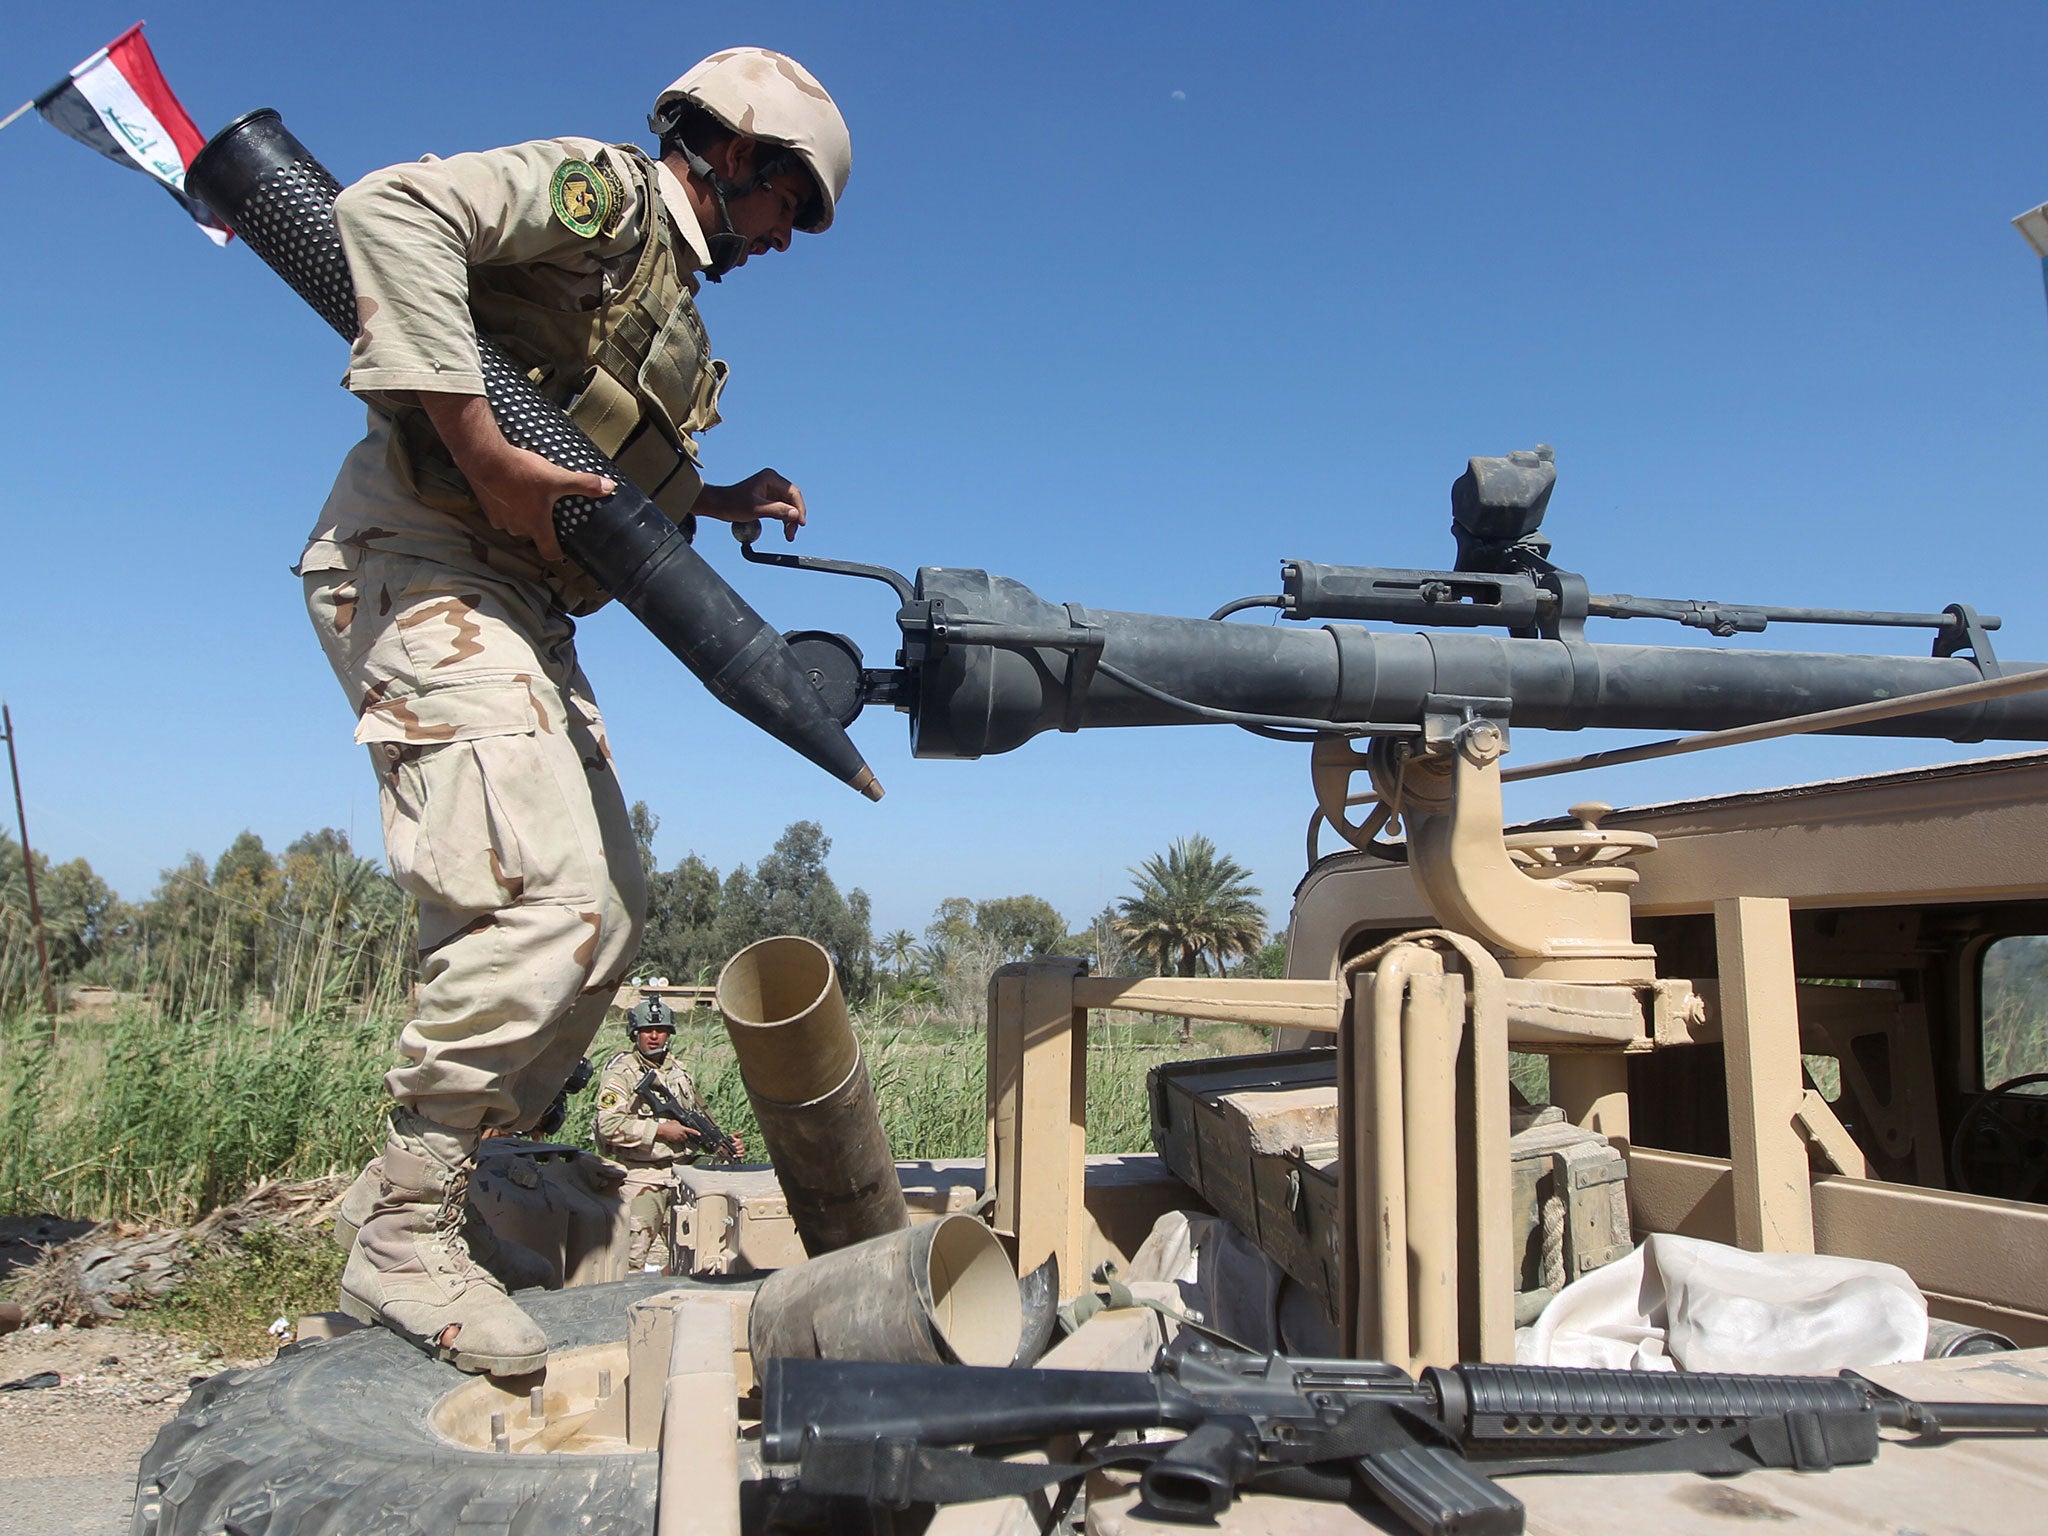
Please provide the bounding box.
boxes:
[334,1157,556,1293]
[339,1108,548,1375]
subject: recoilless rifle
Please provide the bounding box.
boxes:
[183,112,2048,780]
[761,1337,2048,1535]
[631,1069,741,1163]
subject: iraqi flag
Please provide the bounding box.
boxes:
[34,23,229,244]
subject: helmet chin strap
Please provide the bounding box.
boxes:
[682,145,757,282]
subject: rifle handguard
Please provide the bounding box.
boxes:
[1430,1364,1872,1448]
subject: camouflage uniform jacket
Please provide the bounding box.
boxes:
[595,1047,705,1168]
[300,136,721,614]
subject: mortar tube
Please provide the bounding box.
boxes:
[716,936,908,1254]
[749,1214,1022,1367]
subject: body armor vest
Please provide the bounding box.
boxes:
[385,146,726,538]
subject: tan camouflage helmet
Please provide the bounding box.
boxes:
[652,48,850,233]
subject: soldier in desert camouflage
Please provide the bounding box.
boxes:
[300,49,851,1375]
[594,997,743,1272]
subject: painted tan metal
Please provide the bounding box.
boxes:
[984,957,1091,1292]
[656,1296,741,1536]
[1548,1055,1632,1144]
[1399,731,1658,982]
[1403,957,1461,1368]
[1500,979,1642,1047]
[987,967,1026,1246]
[1463,956,1517,1365]
[1786,984,1947,1184]
[1620,751,2048,914]
[1288,753,2048,943]
[625,1293,671,1448]
[430,1340,635,1455]
[1336,937,1515,1370]
[1627,1148,2048,1346]
[1069,974,1344,1032]
[1713,897,1816,1253]
[1796,1089,1872,1177]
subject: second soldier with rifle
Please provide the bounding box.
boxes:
[596,996,744,1272]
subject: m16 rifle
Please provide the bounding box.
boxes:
[759,1337,2048,1534]
[632,1069,741,1163]
[737,444,2048,781]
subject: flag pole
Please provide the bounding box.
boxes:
[0,102,34,132]
[1,704,59,1030]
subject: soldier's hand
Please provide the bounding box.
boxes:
[731,1135,746,1158]
[419,391,613,564]
[654,1119,701,1146]
[695,468,808,542]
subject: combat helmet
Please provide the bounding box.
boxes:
[651,48,850,276]
[627,995,674,1034]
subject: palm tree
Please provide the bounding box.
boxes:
[881,928,921,979]
[1115,835,1267,1044]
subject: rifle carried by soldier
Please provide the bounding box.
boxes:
[760,1337,2048,1534]
[632,1069,741,1163]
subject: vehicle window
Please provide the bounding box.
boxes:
[1978,935,2048,1086]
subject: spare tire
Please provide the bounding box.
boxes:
[132,1275,703,1536]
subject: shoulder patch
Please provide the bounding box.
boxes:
[595,156,628,237]
[550,158,612,239]
[597,1087,626,1111]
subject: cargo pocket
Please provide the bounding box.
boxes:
[355,681,595,915]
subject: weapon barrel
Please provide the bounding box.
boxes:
[186,109,880,801]
[905,568,2048,759]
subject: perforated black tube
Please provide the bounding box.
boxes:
[1433,1363,1869,1447]
[187,109,879,799]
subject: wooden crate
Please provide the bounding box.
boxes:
[1149,1050,1630,1327]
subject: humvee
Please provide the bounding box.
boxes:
[132,720,2048,1536]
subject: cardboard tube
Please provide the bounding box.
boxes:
[749,1214,1022,1367]
[717,936,907,1253]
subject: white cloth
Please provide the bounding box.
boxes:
[1520,1232,1928,1373]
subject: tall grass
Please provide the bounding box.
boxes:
[3,999,1264,1223]
[0,1005,393,1221]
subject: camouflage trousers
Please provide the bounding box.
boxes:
[617,1164,675,1271]
[304,547,646,1133]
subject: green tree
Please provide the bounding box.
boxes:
[629,800,661,882]
[973,895,1069,962]
[212,831,284,994]
[881,928,921,978]
[0,832,126,1006]
[709,823,875,995]
[1116,836,1267,1044]
[641,851,724,983]
[924,897,975,951]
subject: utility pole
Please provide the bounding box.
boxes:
[1,704,59,1026]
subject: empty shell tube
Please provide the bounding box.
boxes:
[717,936,907,1254]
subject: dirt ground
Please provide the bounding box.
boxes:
[1,1214,265,1536]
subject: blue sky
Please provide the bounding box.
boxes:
[3,2,2045,942]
